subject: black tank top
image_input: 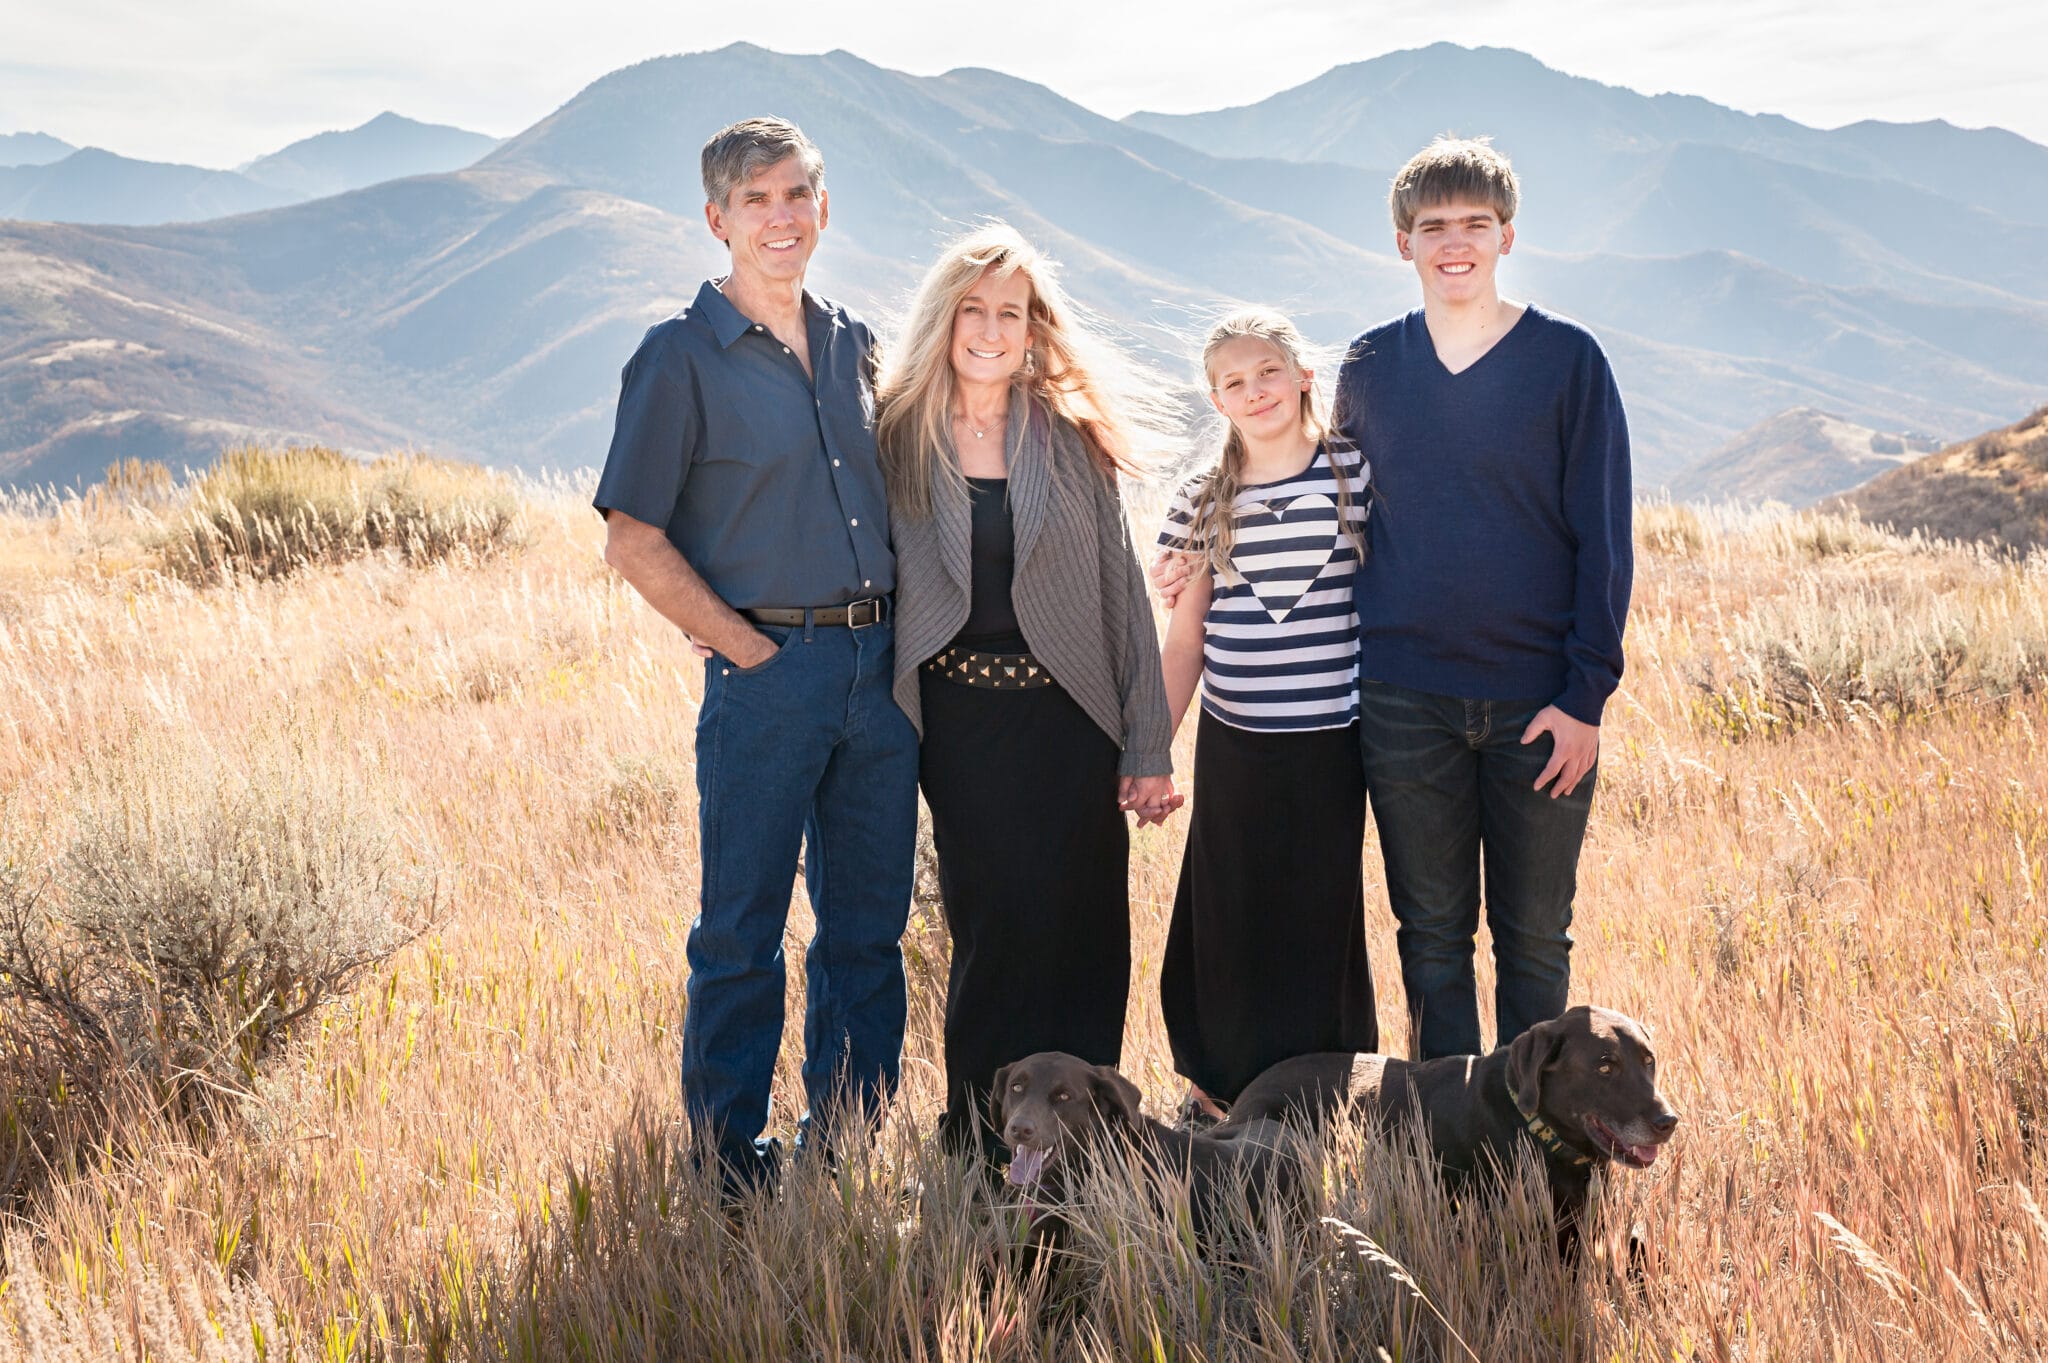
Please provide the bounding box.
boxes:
[954,476,1029,653]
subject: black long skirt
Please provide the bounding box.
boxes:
[920,670,1130,1161]
[1161,709,1378,1104]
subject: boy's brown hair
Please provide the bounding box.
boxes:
[1388,136,1520,232]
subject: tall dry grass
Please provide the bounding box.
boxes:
[0,480,2041,1359]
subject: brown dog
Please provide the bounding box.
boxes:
[992,1051,1299,1243]
[1220,1005,1679,1259]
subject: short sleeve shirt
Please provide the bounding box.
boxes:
[592,279,894,608]
[1157,438,1369,731]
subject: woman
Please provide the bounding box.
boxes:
[876,223,1179,1162]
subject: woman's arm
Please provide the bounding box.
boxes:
[1114,518,1176,779]
[1160,565,1213,737]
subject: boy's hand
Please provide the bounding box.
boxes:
[1522,706,1599,798]
[1148,549,1196,609]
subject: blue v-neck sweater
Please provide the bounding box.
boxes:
[1334,305,1632,726]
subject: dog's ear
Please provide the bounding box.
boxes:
[1088,1066,1143,1127]
[988,1063,1015,1126]
[1507,1017,1567,1115]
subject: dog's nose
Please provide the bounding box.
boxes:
[1006,1118,1034,1145]
[1651,1112,1679,1137]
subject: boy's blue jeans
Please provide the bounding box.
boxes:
[682,618,919,1186]
[1357,680,1597,1061]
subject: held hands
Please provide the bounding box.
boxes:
[1148,549,1197,609]
[1521,705,1599,798]
[1119,774,1184,826]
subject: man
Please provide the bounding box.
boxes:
[1155,136,1632,1062]
[593,117,918,1193]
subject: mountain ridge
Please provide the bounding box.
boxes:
[2,42,2043,491]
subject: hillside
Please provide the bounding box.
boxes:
[2,478,2044,1356]
[3,42,2046,490]
[1670,407,1941,507]
[1828,405,2048,550]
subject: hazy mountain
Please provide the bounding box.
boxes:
[0,115,496,227]
[0,132,75,168]
[240,112,500,198]
[1126,43,2048,227]
[1125,43,2048,304]
[2,42,2044,492]
[0,148,298,225]
[1669,408,1941,507]
[1828,406,2048,550]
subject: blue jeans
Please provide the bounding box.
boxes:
[682,617,919,1183]
[1357,680,1596,1061]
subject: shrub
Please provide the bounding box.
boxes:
[156,444,522,583]
[1693,569,2048,735]
[1776,510,1921,561]
[0,726,431,1199]
[1636,500,1706,557]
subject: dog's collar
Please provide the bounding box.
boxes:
[1507,1070,1596,1167]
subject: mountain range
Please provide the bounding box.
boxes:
[0,132,76,167]
[0,114,498,226]
[1,43,2043,495]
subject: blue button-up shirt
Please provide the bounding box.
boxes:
[593,279,894,609]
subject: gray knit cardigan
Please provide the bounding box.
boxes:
[888,396,1174,778]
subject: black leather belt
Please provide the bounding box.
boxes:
[742,598,887,628]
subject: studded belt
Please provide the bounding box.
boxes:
[922,645,1056,690]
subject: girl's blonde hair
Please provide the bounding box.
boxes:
[874,222,1179,518]
[1184,308,1365,577]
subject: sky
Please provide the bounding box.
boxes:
[4,0,2045,168]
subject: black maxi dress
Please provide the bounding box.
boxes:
[921,476,1130,1161]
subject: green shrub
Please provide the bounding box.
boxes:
[0,726,432,1198]
[157,444,521,583]
[1692,570,2048,736]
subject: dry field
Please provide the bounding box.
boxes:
[0,466,2045,1361]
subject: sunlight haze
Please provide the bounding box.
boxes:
[3,0,2043,167]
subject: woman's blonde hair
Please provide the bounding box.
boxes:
[874,222,1178,518]
[1184,307,1365,577]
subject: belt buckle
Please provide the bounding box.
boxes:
[846,596,882,629]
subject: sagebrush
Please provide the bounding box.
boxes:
[0,725,430,1211]
[156,445,521,583]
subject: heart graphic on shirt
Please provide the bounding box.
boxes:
[1239,491,1341,624]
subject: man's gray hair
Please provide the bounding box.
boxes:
[701,116,826,209]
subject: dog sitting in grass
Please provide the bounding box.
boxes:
[1218,1005,1679,1261]
[992,1051,1301,1245]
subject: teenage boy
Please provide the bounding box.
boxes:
[1342,137,1631,1059]
[594,117,918,1195]
[1153,136,1631,1063]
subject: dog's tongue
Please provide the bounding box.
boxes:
[1628,1142,1660,1167]
[1007,1146,1047,1188]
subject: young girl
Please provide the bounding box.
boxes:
[1157,308,1379,1124]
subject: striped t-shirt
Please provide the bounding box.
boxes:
[1157,439,1369,732]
